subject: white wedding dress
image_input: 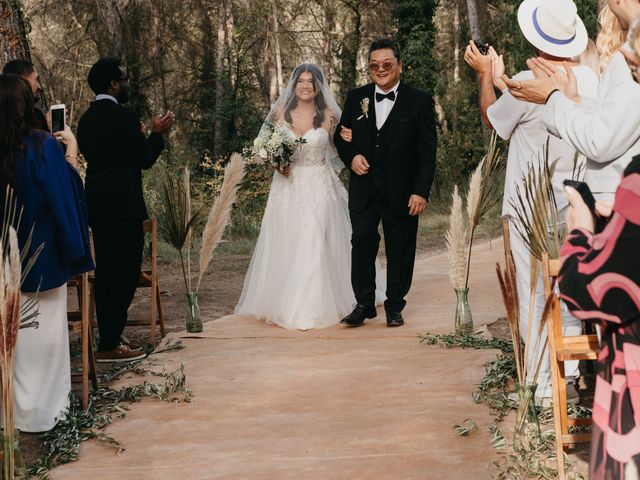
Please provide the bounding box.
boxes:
[235,127,385,330]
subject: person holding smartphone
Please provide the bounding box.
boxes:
[0,74,93,432]
[77,58,173,363]
[464,0,599,405]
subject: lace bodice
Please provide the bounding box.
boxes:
[290,128,330,167]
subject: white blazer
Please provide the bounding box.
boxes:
[543,51,640,195]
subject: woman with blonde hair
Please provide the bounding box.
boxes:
[597,4,629,75]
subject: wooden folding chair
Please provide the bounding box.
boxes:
[88,218,166,345]
[67,272,98,410]
[132,218,166,344]
[542,253,599,480]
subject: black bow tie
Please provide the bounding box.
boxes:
[376,91,396,102]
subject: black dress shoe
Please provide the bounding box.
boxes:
[386,310,405,327]
[340,304,377,327]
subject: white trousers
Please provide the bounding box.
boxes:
[14,285,70,432]
[509,223,581,399]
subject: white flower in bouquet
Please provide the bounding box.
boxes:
[243,121,306,169]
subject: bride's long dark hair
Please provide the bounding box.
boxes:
[284,63,327,129]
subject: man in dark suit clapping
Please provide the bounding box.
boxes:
[334,38,437,328]
[78,58,173,362]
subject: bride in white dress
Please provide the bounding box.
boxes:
[235,63,384,330]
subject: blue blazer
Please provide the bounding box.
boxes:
[11,132,94,292]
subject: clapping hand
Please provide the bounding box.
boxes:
[489,47,508,91]
[151,111,175,135]
[529,58,580,102]
[504,58,556,104]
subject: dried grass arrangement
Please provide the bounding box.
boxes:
[496,251,556,449]
[445,131,504,292]
[445,131,503,332]
[0,187,43,479]
[156,154,245,332]
[508,141,573,261]
[0,228,25,479]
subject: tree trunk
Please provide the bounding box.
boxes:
[0,0,32,65]
[338,0,362,100]
[214,0,227,158]
[465,0,482,42]
[453,1,460,84]
[271,0,283,96]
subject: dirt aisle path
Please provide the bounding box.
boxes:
[52,241,505,480]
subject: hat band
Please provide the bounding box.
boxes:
[532,7,576,45]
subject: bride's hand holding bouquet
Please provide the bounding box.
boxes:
[245,121,306,176]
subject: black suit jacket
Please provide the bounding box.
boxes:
[77,99,164,223]
[334,82,437,215]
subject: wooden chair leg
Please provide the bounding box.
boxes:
[156,283,166,337]
[81,274,90,411]
[89,283,96,328]
[88,326,98,390]
[150,273,157,345]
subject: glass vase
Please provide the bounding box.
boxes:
[454,288,473,335]
[1,430,28,480]
[185,292,203,333]
[512,383,541,451]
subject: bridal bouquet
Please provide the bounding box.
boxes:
[245,121,306,169]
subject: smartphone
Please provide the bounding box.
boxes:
[50,104,66,133]
[563,179,607,232]
[474,40,490,56]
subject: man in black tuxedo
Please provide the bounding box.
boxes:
[334,38,437,327]
[77,58,173,362]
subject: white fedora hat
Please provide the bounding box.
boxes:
[518,0,588,58]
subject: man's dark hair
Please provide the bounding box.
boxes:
[87,58,123,95]
[368,38,401,62]
[2,59,35,77]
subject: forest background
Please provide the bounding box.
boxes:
[1,0,605,252]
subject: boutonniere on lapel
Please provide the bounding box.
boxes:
[357,98,370,120]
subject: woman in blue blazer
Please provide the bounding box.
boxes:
[0,74,93,432]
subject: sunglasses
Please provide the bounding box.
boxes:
[369,62,397,72]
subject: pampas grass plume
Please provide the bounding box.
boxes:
[196,153,245,292]
[466,158,484,228]
[446,185,467,290]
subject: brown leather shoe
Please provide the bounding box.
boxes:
[120,336,142,351]
[95,345,146,363]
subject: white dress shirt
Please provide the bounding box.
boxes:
[543,50,640,198]
[95,94,118,104]
[375,82,400,130]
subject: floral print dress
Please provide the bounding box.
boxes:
[559,156,640,480]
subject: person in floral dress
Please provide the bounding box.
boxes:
[559,155,640,479]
